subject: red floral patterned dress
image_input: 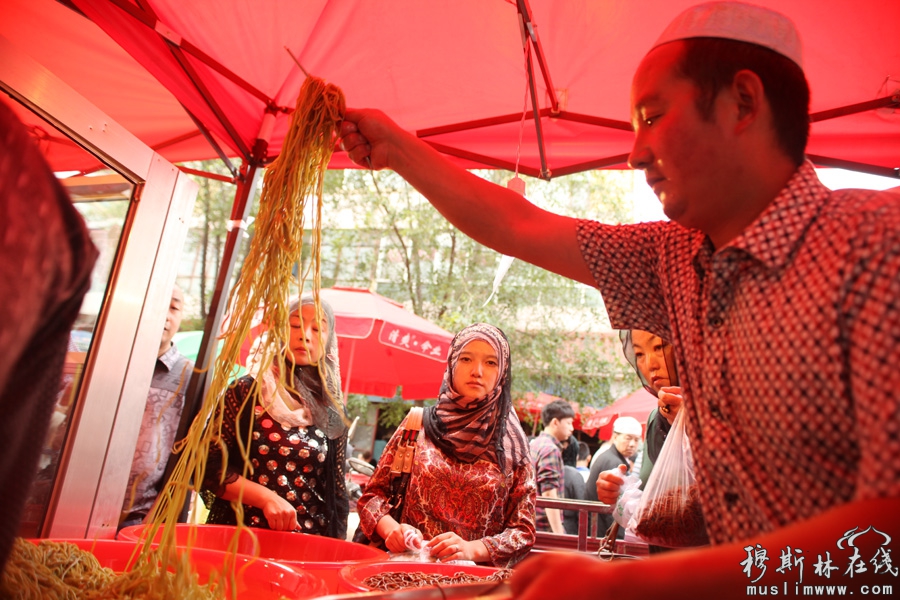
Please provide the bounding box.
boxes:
[357,428,536,567]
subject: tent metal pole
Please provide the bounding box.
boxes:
[175,104,241,179]
[555,111,634,132]
[111,0,275,106]
[517,0,560,113]
[418,113,533,137]
[176,166,236,184]
[418,110,634,175]
[423,141,542,178]
[159,159,262,520]
[525,44,551,180]
[417,109,632,138]
[187,161,261,413]
[159,44,253,160]
[551,154,633,177]
[104,0,259,161]
[810,95,899,122]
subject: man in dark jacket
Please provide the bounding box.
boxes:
[585,416,643,538]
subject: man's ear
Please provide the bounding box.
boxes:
[730,69,765,133]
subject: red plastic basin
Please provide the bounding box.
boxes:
[118,523,387,593]
[27,538,327,600]
[338,560,502,593]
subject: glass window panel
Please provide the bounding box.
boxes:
[10,101,134,538]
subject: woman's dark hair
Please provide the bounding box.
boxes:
[676,37,810,166]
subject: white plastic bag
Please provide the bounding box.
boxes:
[613,471,642,529]
[629,409,709,547]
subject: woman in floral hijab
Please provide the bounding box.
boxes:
[356,323,536,567]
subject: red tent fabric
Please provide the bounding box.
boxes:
[3,0,898,178]
[581,388,658,439]
[516,391,567,416]
[3,0,212,174]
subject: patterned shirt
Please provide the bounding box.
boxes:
[529,431,565,532]
[202,375,350,540]
[357,425,536,567]
[122,343,193,518]
[577,162,900,544]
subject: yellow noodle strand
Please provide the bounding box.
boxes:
[149,75,345,597]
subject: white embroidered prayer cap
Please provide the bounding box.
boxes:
[651,1,803,68]
[612,416,643,437]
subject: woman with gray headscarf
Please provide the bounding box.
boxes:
[201,295,349,539]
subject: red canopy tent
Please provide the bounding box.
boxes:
[580,388,658,440]
[514,391,581,436]
[4,1,896,361]
[320,287,454,400]
[2,0,898,179]
[2,0,898,425]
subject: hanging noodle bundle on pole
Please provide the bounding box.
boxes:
[149,73,346,585]
[1,75,345,599]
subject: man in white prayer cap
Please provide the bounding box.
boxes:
[339,2,899,597]
[584,416,644,541]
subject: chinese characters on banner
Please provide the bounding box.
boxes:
[379,324,447,361]
[741,526,897,596]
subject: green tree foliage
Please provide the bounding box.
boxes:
[177,161,642,430]
[181,160,260,329]
[319,168,640,416]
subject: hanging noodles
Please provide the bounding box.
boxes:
[150,72,346,589]
[1,75,345,599]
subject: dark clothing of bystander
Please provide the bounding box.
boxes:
[563,464,585,535]
[585,445,631,539]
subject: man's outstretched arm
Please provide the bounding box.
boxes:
[340,109,596,286]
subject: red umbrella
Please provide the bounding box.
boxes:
[581,388,658,439]
[320,287,453,400]
[233,287,453,399]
